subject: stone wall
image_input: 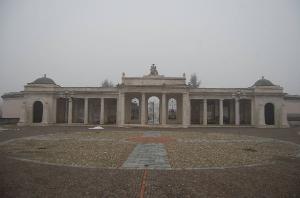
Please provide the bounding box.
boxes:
[285,98,300,114]
[284,96,300,126]
[2,97,23,118]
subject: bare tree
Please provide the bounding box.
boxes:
[101,79,114,87]
[188,73,201,88]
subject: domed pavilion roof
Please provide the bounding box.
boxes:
[29,74,56,85]
[252,76,274,87]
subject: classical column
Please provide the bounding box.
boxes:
[182,93,190,127]
[68,97,73,124]
[219,99,223,125]
[84,98,88,124]
[251,99,255,125]
[29,103,33,124]
[235,98,240,125]
[203,99,207,125]
[162,93,167,125]
[118,93,125,126]
[52,98,57,124]
[18,102,26,124]
[42,102,48,124]
[141,93,146,125]
[258,104,265,126]
[280,103,289,128]
[100,98,105,125]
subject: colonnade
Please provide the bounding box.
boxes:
[61,97,116,125]
[55,95,253,126]
[193,98,252,126]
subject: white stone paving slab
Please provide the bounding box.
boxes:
[143,131,161,137]
[122,131,171,169]
[122,143,171,169]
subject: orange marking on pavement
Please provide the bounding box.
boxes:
[127,136,176,143]
[139,169,148,198]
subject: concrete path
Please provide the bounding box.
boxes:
[122,131,171,169]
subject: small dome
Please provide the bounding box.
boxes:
[253,76,274,86]
[30,74,56,85]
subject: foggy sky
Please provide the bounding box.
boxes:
[1,0,300,101]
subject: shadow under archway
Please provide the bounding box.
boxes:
[33,101,43,123]
[265,103,275,125]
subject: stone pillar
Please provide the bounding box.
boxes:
[84,98,88,124]
[141,93,146,125]
[64,99,68,122]
[100,98,105,125]
[235,98,240,125]
[182,93,190,127]
[280,103,289,128]
[68,97,73,124]
[28,103,33,124]
[251,99,255,125]
[203,99,207,125]
[42,102,48,124]
[258,104,265,127]
[52,98,57,124]
[162,93,167,125]
[18,101,26,125]
[219,99,223,125]
[118,93,125,126]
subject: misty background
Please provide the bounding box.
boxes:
[1,0,300,105]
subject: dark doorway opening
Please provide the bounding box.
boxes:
[223,99,235,125]
[104,98,117,124]
[240,99,251,125]
[33,101,43,123]
[207,99,219,124]
[72,98,84,123]
[190,99,203,124]
[88,98,100,124]
[265,103,275,125]
[56,98,68,123]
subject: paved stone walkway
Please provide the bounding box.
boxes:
[143,131,161,137]
[122,131,171,169]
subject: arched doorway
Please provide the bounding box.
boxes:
[265,103,275,125]
[131,98,140,121]
[148,96,160,124]
[33,101,43,123]
[168,98,177,120]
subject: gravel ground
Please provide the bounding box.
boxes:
[161,131,300,168]
[1,129,299,169]
[1,139,136,168]
[0,125,300,197]
[161,131,260,140]
[0,131,141,168]
[166,141,299,168]
[0,155,143,198]
[145,159,300,198]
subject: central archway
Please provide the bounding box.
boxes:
[168,98,177,120]
[33,101,43,123]
[130,98,140,121]
[148,96,160,124]
[265,103,275,125]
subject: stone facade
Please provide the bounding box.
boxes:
[1,67,294,128]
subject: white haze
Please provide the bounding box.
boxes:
[0,0,300,102]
